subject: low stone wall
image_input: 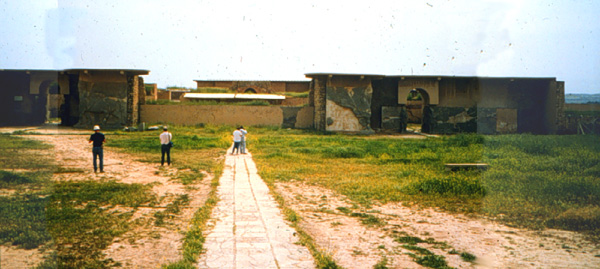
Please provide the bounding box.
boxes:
[140,105,314,128]
[565,103,600,112]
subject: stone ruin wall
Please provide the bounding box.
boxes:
[75,71,142,129]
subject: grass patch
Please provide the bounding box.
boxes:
[43,180,157,267]
[0,135,56,250]
[250,128,600,238]
[401,245,450,268]
[460,252,476,262]
[192,87,232,93]
[278,91,310,98]
[349,212,386,226]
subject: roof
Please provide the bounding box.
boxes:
[0,68,150,75]
[303,73,557,81]
[304,73,385,79]
[184,93,286,100]
[64,68,150,75]
[384,75,557,80]
[194,79,310,83]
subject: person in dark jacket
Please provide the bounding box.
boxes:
[89,125,106,172]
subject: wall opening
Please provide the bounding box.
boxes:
[244,88,257,93]
[37,80,63,125]
[404,88,432,132]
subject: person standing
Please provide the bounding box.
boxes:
[89,125,105,173]
[160,126,173,166]
[239,126,248,154]
[232,127,242,154]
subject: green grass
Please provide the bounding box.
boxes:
[1,126,228,267]
[250,128,600,238]
[43,180,155,268]
[0,135,55,250]
[107,124,230,176]
[278,91,310,98]
[192,87,232,93]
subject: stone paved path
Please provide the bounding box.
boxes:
[198,151,315,268]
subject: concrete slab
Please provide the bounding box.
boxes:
[198,151,315,268]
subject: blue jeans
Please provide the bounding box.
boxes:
[92,147,103,172]
[240,139,246,154]
[161,144,171,165]
[232,141,241,154]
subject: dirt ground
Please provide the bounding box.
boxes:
[0,127,212,268]
[276,181,600,268]
[2,126,599,268]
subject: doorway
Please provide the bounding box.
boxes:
[405,88,431,132]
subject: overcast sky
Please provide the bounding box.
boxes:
[1,0,598,93]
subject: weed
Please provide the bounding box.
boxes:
[350,212,386,226]
[415,254,450,268]
[373,256,389,269]
[331,221,343,227]
[336,206,352,214]
[460,252,476,262]
[395,236,426,245]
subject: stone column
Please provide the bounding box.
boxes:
[127,75,139,126]
[312,77,327,131]
[556,81,566,133]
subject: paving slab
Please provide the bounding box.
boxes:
[198,151,315,268]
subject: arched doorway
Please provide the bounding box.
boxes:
[36,80,54,124]
[405,88,431,132]
[244,88,257,93]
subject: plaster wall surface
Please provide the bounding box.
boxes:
[397,78,439,105]
[157,90,171,100]
[285,82,310,92]
[29,72,57,94]
[0,72,40,126]
[326,100,361,131]
[295,106,314,129]
[140,105,284,126]
[271,82,286,92]
[496,108,518,133]
[477,80,514,108]
[438,79,477,107]
[196,81,218,87]
[281,97,308,106]
[78,71,127,83]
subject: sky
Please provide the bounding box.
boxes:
[0,0,599,94]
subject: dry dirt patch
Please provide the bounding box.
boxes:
[276,181,600,268]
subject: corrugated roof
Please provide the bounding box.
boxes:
[184,93,286,100]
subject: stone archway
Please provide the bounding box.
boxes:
[244,88,257,93]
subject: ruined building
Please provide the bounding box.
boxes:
[0,69,149,128]
[1,68,566,134]
[306,73,565,134]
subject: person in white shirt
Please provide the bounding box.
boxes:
[159,126,172,165]
[232,127,242,154]
[239,126,248,154]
